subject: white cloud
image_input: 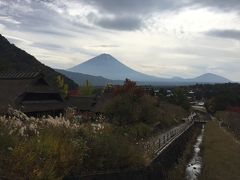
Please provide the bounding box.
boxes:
[0,16,21,24]
[0,23,5,30]
[4,35,33,45]
[146,7,240,35]
[0,0,240,81]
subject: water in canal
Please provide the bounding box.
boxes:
[185,125,205,180]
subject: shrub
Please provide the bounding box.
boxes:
[2,128,86,179]
[157,102,187,128]
[117,123,153,141]
[104,94,160,125]
[83,132,147,172]
[0,110,148,178]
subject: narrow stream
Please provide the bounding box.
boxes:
[185,125,205,180]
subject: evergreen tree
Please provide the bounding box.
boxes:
[56,75,69,98]
[81,80,93,96]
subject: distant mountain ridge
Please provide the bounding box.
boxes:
[0,33,231,87]
[68,53,167,82]
[56,69,123,86]
[68,53,231,84]
[59,68,231,87]
[188,73,230,83]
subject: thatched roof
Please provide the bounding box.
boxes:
[0,71,40,79]
[67,96,96,112]
[0,72,65,114]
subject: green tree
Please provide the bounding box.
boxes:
[102,83,113,94]
[103,79,159,125]
[81,80,93,96]
[169,88,190,110]
[56,75,69,98]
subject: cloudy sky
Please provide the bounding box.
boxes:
[0,0,240,81]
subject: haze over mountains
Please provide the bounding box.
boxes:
[0,33,231,87]
[66,53,231,85]
[56,69,123,86]
[69,54,164,82]
[187,73,230,83]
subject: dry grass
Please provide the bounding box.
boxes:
[0,109,147,178]
[215,111,240,139]
[201,121,240,180]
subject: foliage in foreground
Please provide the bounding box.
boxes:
[0,109,147,179]
[201,121,240,180]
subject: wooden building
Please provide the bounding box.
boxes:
[0,72,65,116]
[67,96,97,120]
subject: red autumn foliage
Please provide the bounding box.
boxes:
[113,79,144,97]
[68,90,80,97]
[227,106,240,113]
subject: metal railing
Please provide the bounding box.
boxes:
[143,113,196,157]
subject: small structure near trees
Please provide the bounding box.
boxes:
[67,96,97,121]
[0,72,65,116]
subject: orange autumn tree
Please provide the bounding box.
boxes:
[113,79,144,98]
[104,79,159,125]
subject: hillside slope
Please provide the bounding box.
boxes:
[0,34,78,89]
[188,73,230,83]
[56,69,123,86]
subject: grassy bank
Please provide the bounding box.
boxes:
[215,111,240,139]
[201,121,240,180]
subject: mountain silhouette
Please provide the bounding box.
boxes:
[68,53,166,82]
[68,53,231,84]
[188,73,230,83]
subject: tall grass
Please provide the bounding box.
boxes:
[201,121,240,180]
[0,109,147,179]
[215,111,240,139]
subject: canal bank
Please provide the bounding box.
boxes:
[185,125,204,180]
[200,121,240,180]
[167,124,203,180]
[65,124,204,180]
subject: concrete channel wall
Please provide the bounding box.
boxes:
[65,124,200,180]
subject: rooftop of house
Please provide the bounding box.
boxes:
[0,71,41,79]
[0,71,65,114]
[67,96,97,111]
